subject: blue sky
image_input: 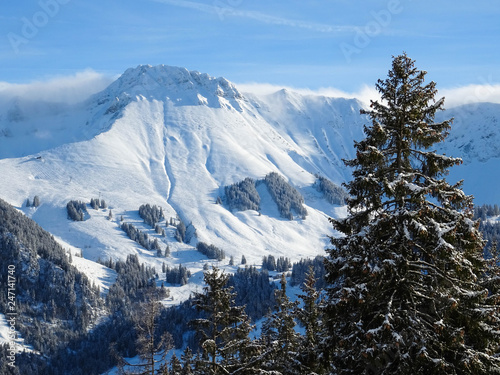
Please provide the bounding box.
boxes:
[1,0,499,103]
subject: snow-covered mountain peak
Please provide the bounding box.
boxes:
[91,64,244,110]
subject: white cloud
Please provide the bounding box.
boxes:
[438,84,500,108]
[0,69,114,104]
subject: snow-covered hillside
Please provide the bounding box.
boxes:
[0,64,499,291]
[0,65,365,291]
[436,102,500,204]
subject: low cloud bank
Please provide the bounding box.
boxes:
[0,69,114,105]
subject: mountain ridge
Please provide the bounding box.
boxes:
[89,64,244,111]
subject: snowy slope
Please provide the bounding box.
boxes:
[0,65,365,293]
[246,88,365,183]
[437,103,500,204]
[0,313,34,354]
[0,64,499,292]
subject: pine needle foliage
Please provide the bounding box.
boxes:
[323,53,500,374]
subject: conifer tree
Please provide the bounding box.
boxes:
[191,267,257,374]
[296,266,324,374]
[181,347,194,375]
[323,53,500,374]
[261,274,302,374]
[115,290,173,375]
[170,353,183,374]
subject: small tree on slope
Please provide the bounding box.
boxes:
[191,267,259,374]
[114,290,173,375]
[323,53,500,374]
[261,273,302,374]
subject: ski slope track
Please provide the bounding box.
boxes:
[1,64,499,291]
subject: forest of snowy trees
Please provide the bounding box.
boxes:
[66,200,88,221]
[139,204,165,227]
[223,172,318,220]
[314,175,349,205]
[121,222,162,251]
[0,193,327,374]
[196,241,226,261]
[0,198,102,374]
[224,177,261,212]
[474,204,500,256]
[263,172,308,220]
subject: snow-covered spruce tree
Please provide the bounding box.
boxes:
[295,267,325,374]
[191,267,260,374]
[323,54,500,374]
[260,274,303,374]
[170,353,183,374]
[181,347,195,375]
